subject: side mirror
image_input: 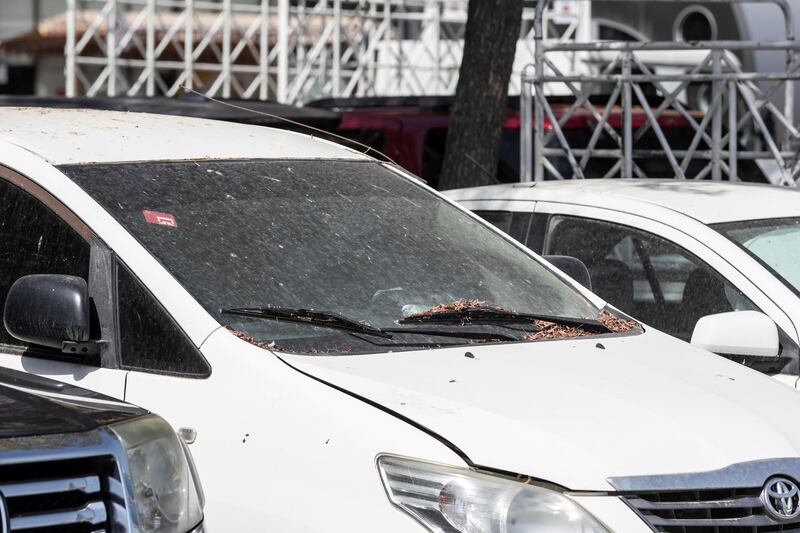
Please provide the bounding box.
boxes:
[691,311,779,358]
[3,275,90,350]
[544,255,592,291]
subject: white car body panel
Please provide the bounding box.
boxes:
[0,351,128,399]
[0,107,368,165]
[283,328,800,492]
[125,329,464,531]
[2,110,800,530]
[450,179,800,225]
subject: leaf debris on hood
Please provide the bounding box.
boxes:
[524,311,640,341]
[402,299,517,323]
[228,327,281,350]
[600,311,641,333]
[411,299,497,315]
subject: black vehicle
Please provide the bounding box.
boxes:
[0,366,204,533]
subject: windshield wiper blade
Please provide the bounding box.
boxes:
[400,307,609,332]
[221,307,393,339]
[382,326,518,342]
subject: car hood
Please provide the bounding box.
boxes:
[281,329,800,491]
[0,366,145,438]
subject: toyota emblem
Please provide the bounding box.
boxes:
[762,476,800,522]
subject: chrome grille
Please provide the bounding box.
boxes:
[609,459,800,533]
[0,450,128,533]
[623,487,800,531]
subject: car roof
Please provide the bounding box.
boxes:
[0,107,368,165]
[445,179,800,225]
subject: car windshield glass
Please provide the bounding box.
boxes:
[714,217,800,294]
[62,159,601,354]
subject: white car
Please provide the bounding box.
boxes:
[446,179,800,388]
[3,108,800,532]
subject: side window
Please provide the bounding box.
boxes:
[545,215,757,341]
[0,179,90,350]
[116,262,210,377]
[474,210,531,244]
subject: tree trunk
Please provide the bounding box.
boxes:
[438,0,524,190]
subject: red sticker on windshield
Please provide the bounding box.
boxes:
[143,210,177,228]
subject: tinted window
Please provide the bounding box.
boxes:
[117,262,210,377]
[474,211,513,233]
[474,210,531,244]
[0,178,90,350]
[545,215,757,341]
[63,160,600,355]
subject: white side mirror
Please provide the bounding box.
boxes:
[691,311,779,358]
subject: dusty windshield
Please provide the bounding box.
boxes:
[63,159,605,354]
[715,217,800,295]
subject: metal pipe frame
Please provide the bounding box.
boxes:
[65,0,479,104]
[520,0,800,187]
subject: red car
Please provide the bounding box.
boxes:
[309,96,764,188]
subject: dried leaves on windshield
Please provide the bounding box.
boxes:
[525,322,594,341]
[600,311,640,333]
[228,327,280,351]
[227,327,352,354]
[404,299,515,321]
[524,311,640,341]
[413,299,494,315]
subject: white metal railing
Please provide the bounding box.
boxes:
[520,0,800,186]
[64,0,467,103]
[63,0,592,104]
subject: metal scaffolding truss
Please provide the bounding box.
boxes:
[64,0,592,103]
[520,0,800,186]
[63,0,467,103]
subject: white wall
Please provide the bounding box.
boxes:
[0,0,66,41]
[737,0,800,121]
[0,1,35,42]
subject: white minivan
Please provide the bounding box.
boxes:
[3,108,800,532]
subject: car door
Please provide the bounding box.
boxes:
[532,201,800,383]
[0,166,128,398]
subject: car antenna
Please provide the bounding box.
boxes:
[181,86,398,165]
[465,153,498,183]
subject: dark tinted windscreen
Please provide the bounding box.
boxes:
[63,160,598,353]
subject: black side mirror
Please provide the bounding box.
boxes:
[3,275,90,350]
[544,255,592,291]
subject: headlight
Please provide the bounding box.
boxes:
[378,455,609,533]
[111,416,204,533]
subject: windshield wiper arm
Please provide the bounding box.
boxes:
[221,307,393,339]
[400,308,609,332]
